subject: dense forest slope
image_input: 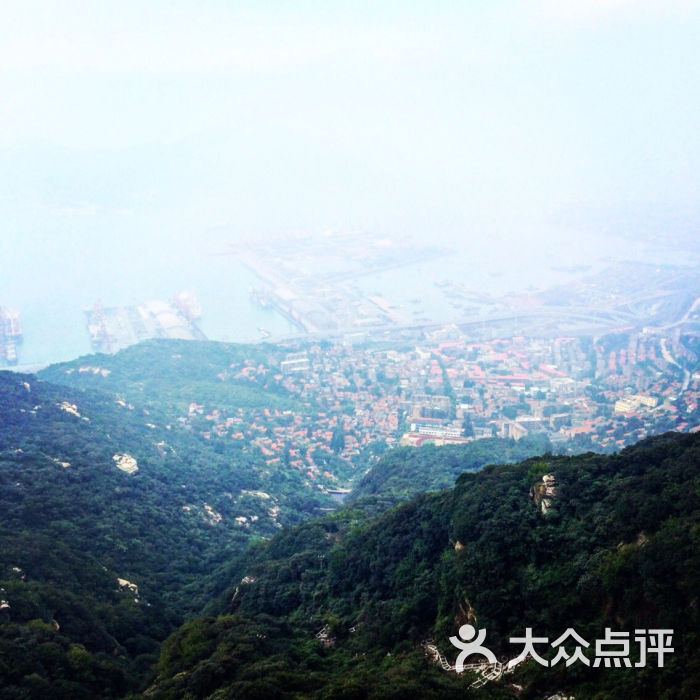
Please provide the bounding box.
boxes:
[0,368,326,698]
[0,340,556,698]
[348,436,552,511]
[38,339,301,423]
[4,341,698,698]
[39,339,367,491]
[0,369,326,606]
[148,431,700,699]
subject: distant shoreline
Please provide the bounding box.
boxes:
[3,363,50,374]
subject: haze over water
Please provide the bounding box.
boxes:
[1,1,699,364]
[7,223,694,367]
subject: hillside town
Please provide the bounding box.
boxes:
[179,325,700,489]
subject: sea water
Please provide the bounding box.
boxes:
[2,219,696,369]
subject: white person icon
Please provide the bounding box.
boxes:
[450,624,497,672]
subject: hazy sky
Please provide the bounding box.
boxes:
[1,0,699,309]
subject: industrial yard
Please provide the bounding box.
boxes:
[84,292,206,354]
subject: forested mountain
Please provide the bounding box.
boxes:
[4,341,698,698]
[38,339,300,424]
[39,340,557,509]
[0,368,328,605]
[0,367,328,698]
[38,339,375,491]
[148,431,700,699]
[0,339,558,698]
[348,435,552,512]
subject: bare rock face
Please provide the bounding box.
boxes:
[113,453,138,474]
[530,474,557,514]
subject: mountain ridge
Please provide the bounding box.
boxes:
[147,431,700,699]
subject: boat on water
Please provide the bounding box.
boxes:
[249,287,270,308]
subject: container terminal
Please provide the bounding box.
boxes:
[85,292,206,354]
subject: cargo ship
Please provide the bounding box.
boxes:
[0,307,22,366]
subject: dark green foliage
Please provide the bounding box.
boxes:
[149,432,700,699]
[0,352,331,697]
[39,339,302,420]
[3,339,699,698]
[0,369,304,613]
[0,536,162,697]
[330,426,345,455]
[349,434,552,510]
